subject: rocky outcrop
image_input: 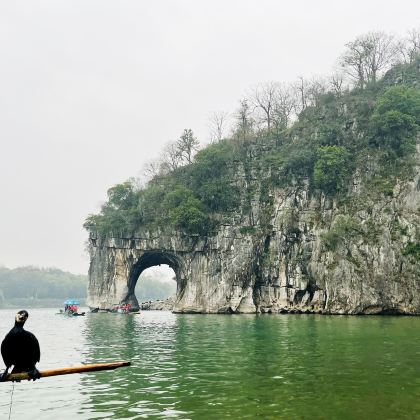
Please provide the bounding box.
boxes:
[87,142,420,315]
[140,296,175,311]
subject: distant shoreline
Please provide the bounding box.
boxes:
[0,298,86,309]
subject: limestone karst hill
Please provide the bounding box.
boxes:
[85,59,420,314]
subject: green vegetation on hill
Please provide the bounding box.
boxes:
[84,31,420,241]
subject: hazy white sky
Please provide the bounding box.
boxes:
[0,0,419,274]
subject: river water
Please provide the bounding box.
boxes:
[0,308,419,419]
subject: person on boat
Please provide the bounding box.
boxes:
[0,310,41,381]
[120,303,130,313]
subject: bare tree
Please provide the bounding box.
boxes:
[272,83,296,132]
[293,76,327,113]
[209,111,230,142]
[364,32,398,83]
[160,141,182,173]
[340,39,367,88]
[407,27,420,62]
[329,72,346,96]
[176,129,199,164]
[340,31,398,88]
[307,76,327,105]
[250,81,279,131]
[399,27,420,64]
[142,159,161,182]
[295,76,309,112]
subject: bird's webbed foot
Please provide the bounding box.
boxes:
[28,368,41,381]
[0,368,9,382]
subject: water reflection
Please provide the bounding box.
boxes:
[79,312,420,419]
[1,309,419,419]
[80,312,179,418]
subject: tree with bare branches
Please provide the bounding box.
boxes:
[250,81,279,131]
[329,72,346,96]
[160,141,182,173]
[340,31,398,88]
[209,111,230,142]
[142,160,161,182]
[399,27,420,64]
[272,83,296,132]
[293,76,328,113]
[295,76,308,112]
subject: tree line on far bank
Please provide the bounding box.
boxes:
[0,266,176,308]
[0,266,87,308]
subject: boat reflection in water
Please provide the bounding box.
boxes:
[91,303,141,315]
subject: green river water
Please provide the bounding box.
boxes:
[0,308,419,419]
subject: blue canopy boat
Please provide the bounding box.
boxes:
[59,299,85,316]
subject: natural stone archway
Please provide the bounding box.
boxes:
[86,232,258,313]
[125,251,182,310]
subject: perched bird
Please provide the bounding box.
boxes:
[0,310,41,381]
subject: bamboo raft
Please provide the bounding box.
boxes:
[2,361,130,382]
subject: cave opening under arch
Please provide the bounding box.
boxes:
[126,251,183,309]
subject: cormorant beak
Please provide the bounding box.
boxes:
[15,311,28,324]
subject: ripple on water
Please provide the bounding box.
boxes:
[1,310,420,418]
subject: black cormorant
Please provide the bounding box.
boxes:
[0,310,41,381]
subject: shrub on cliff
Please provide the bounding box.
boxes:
[322,215,362,252]
[84,181,142,236]
[188,141,240,212]
[164,186,209,234]
[313,146,351,195]
[369,86,420,155]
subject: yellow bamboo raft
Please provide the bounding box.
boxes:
[2,361,131,382]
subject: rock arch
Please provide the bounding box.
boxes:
[86,232,259,313]
[125,251,182,309]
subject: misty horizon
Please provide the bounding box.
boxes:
[1,0,419,275]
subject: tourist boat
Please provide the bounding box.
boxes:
[109,303,140,314]
[59,299,86,316]
[113,303,131,314]
[90,306,140,314]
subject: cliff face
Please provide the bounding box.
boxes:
[87,142,420,315]
[252,147,420,315]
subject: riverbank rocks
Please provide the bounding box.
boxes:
[141,296,175,311]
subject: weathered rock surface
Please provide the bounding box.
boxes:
[140,296,175,311]
[87,142,420,315]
